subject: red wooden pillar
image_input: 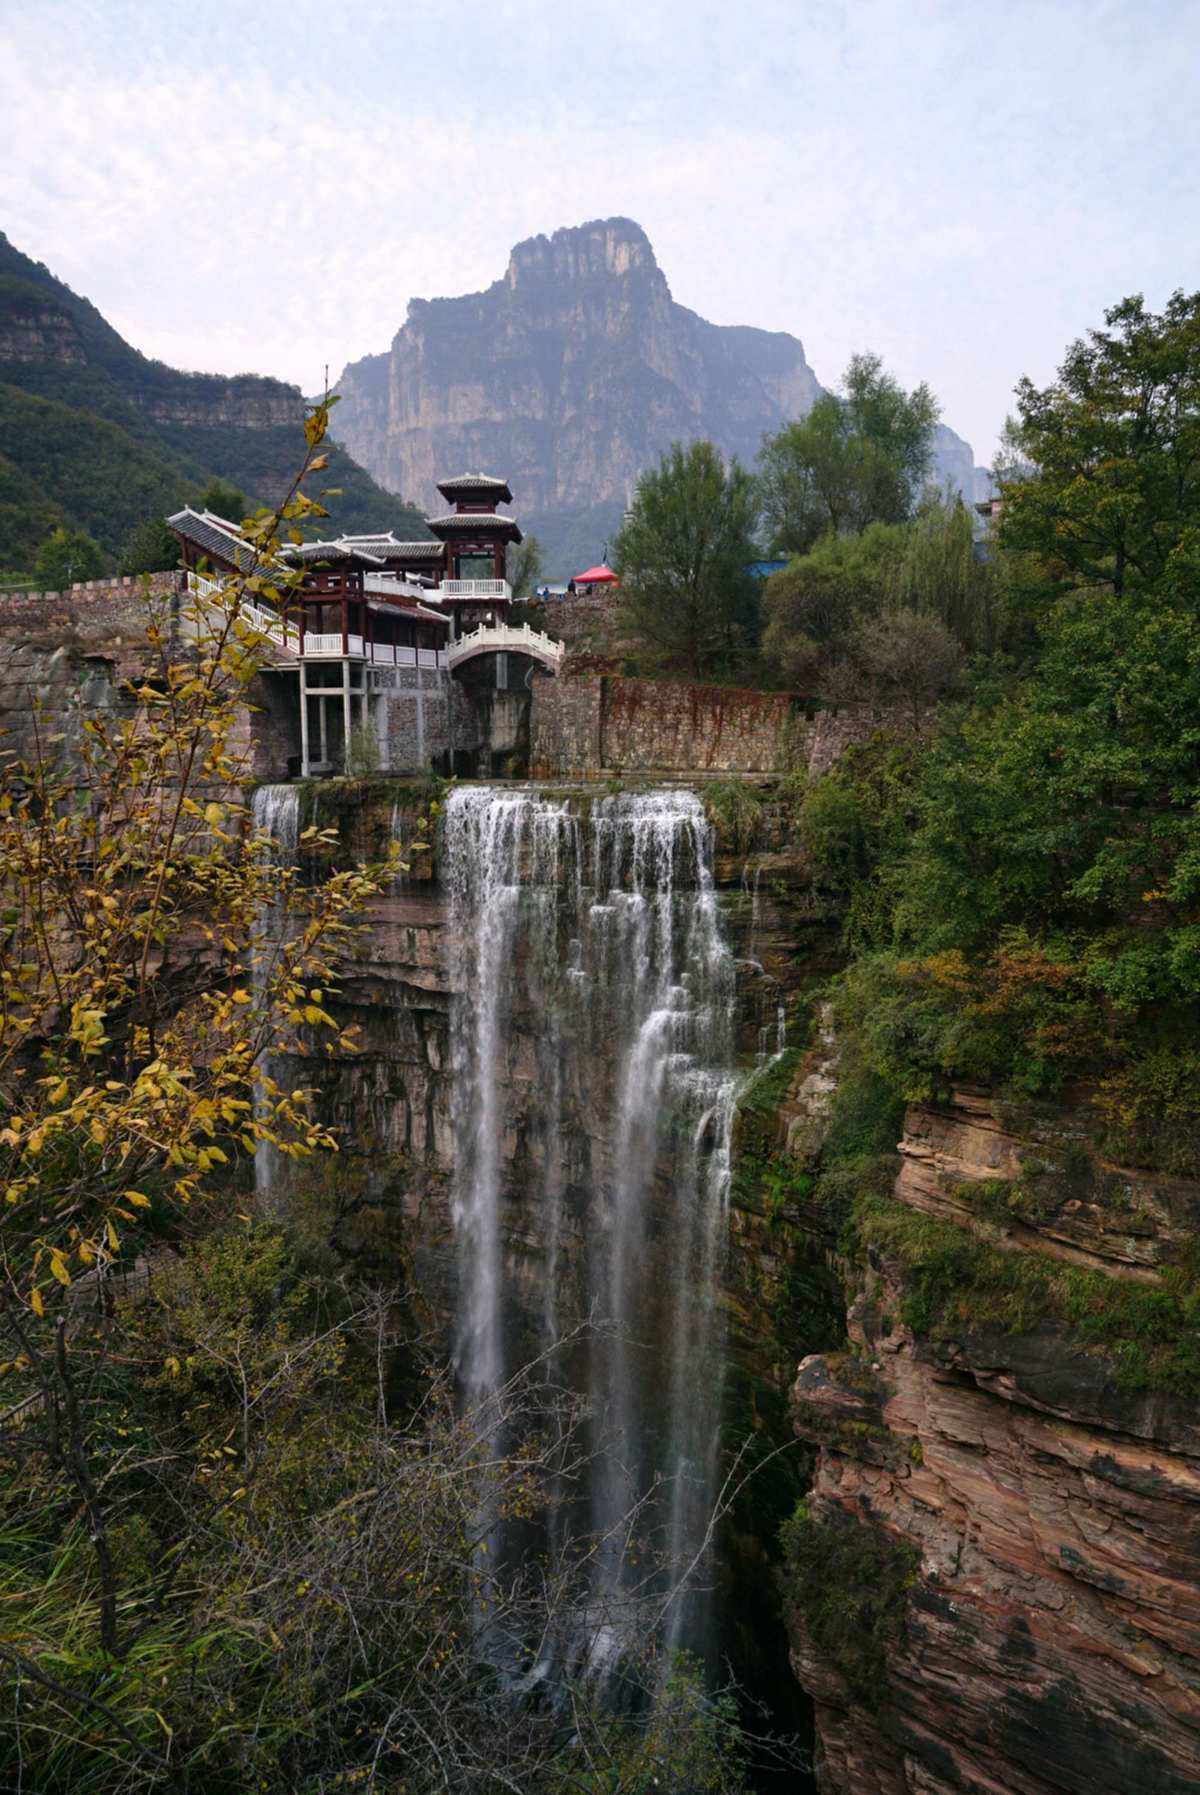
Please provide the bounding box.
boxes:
[340,583,348,656]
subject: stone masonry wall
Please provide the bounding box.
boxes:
[0,571,292,782]
[530,673,885,779]
[372,668,468,775]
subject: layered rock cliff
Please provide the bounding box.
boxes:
[786,1092,1200,1794]
[333,216,986,572]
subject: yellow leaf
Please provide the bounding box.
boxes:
[106,1219,120,1252]
[50,1254,70,1287]
[30,1287,44,1317]
[123,1190,151,1209]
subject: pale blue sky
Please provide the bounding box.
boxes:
[1,0,1196,459]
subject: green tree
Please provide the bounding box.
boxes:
[999,290,1200,601]
[758,354,939,555]
[32,524,106,589]
[814,294,1200,1161]
[890,493,1002,652]
[614,440,760,678]
[506,531,544,598]
[763,496,1001,691]
[117,514,179,575]
[846,607,964,726]
[197,476,249,524]
[761,521,903,687]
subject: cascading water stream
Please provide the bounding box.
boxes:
[443,785,738,1677]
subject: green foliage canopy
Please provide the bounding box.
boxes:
[32,523,106,587]
[758,353,939,556]
[791,291,1200,1167]
[1000,289,1200,602]
[614,439,760,678]
[196,476,249,524]
[117,514,179,575]
[761,496,998,693]
[506,531,544,598]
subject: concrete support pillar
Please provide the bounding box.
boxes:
[342,660,352,769]
[299,662,310,778]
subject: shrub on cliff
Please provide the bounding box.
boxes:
[781,1503,917,1704]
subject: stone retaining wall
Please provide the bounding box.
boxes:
[529,673,883,779]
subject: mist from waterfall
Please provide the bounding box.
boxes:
[443,785,738,1675]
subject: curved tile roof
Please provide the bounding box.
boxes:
[435,472,513,502]
[426,511,522,539]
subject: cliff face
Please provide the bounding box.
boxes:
[333,217,824,533]
[787,1093,1200,1795]
[333,217,985,569]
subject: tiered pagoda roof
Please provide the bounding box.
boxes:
[435,471,513,505]
[426,510,522,541]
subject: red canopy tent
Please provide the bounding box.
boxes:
[574,564,618,585]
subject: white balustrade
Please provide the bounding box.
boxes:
[301,632,346,656]
[188,569,450,669]
[446,621,565,670]
[441,578,512,602]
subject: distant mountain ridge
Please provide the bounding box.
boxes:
[0,232,427,567]
[333,217,989,575]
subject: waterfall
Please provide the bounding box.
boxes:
[251,783,300,1204]
[443,785,738,1675]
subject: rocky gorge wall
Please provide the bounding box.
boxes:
[785,1091,1200,1794]
[259,775,838,1706]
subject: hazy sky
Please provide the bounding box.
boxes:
[2,0,1197,459]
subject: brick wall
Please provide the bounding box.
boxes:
[528,677,604,777]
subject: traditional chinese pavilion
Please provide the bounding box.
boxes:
[165,470,544,777]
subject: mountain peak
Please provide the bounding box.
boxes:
[505,217,660,289]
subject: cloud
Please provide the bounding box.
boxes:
[2,0,1197,457]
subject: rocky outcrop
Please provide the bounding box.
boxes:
[334,217,822,522]
[333,217,986,570]
[0,300,87,364]
[132,373,301,431]
[787,1093,1200,1794]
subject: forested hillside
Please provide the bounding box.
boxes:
[0,232,429,568]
